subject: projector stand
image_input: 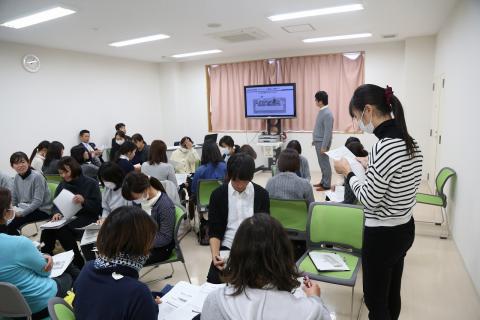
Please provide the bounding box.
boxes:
[256,119,283,172]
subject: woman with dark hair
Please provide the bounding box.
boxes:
[286,140,311,181]
[40,156,102,268]
[219,135,240,162]
[70,145,99,179]
[334,84,423,320]
[122,172,175,264]
[266,149,314,205]
[239,144,257,160]
[110,130,128,160]
[0,187,74,320]
[131,133,150,166]
[141,140,177,187]
[191,142,226,194]
[7,152,52,235]
[74,206,160,319]
[42,141,64,174]
[202,214,330,320]
[30,140,50,172]
[113,141,137,174]
[170,136,200,173]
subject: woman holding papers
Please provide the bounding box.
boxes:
[334,84,423,320]
[122,172,176,264]
[74,206,160,319]
[202,214,331,320]
[40,156,102,268]
[0,187,73,319]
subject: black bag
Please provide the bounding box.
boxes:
[198,217,210,246]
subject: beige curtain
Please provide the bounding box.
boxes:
[208,52,364,132]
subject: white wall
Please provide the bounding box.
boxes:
[158,39,436,174]
[434,0,480,295]
[0,41,163,174]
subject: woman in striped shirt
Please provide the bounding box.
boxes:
[334,84,423,320]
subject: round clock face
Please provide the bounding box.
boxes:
[22,54,40,73]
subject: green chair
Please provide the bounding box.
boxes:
[45,174,63,183]
[196,179,223,213]
[48,182,59,201]
[297,202,364,320]
[416,167,456,239]
[270,198,308,240]
[48,297,75,320]
[271,164,278,177]
[141,204,192,284]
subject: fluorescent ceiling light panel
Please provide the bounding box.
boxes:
[303,33,372,43]
[268,4,364,21]
[1,7,76,29]
[109,34,170,47]
[172,49,222,58]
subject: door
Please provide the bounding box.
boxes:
[427,75,445,192]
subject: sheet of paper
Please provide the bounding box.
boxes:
[219,250,230,261]
[80,229,99,246]
[309,252,350,271]
[53,189,82,219]
[50,250,74,278]
[189,283,226,313]
[76,223,101,231]
[158,281,200,320]
[325,186,345,203]
[175,173,188,186]
[40,218,69,229]
[326,146,366,182]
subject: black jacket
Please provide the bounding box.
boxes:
[208,182,270,240]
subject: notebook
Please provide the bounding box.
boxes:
[308,252,350,271]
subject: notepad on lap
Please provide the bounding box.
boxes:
[309,252,350,271]
[40,217,75,229]
[50,250,74,278]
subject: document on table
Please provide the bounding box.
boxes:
[175,173,189,186]
[50,250,74,278]
[309,251,350,271]
[80,229,99,246]
[53,189,82,219]
[326,146,366,182]
[325,186,345,203]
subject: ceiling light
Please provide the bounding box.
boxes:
[303,33,372,43]
[267,4,364,22]
[109,34,170,47]
[172,49,222,58]
[1,7,76,29]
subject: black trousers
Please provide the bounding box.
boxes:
[206,245,230,284]
[7,209,50,235]
[145,241,175,265]
[362,218,415,320]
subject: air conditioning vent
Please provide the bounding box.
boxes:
[208,27,269,43]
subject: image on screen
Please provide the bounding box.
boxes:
[244,83,296,118]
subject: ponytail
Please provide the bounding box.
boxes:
[149,176,166,193]
[122,172,166,200]
[390,95,416,158]
[30,140,50,163]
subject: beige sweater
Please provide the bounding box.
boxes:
[170,147,200,174]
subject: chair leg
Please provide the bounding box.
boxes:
[356,295,365,320]
[183,263,192,283]
[141,264,175,285]
[351,286,354,320]
[440,206,449,240]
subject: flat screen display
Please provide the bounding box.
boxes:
[244,83,296,118]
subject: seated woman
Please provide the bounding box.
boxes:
[219,135,240,163]
[170,136,200,174]
[30,140,50,172]
[42,141,64,174]
[341,138,368,204]
[70,145,99,180]
[7,152,52,236]
[141,140,177,187]
[239,144,257,159]
[191,142,226,195]
[286,140,311,181]
[40,157,102,268]
[122,172,176,264]
[0,187,74,320]
[113,141,137,174]
[73,206,160,320]
[201,213,331,320]
[266,149,315,205]
[110,129,128,160]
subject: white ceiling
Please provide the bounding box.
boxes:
[0,0,458,62]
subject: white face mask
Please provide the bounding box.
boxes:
[358,108,374,134]
[116,139,125,145]
[133,193,148,205]
[104,181,116,190]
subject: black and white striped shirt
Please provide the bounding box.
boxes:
[348,120,423,227]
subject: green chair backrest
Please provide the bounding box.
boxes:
[173,205,187,260]
[271,165,278,177]
[270,198,308,232]
[198,179,222,207]
[53,304,75,320]
[307,203,364,253]
[47,182,59,202]
[45,174,63,183]
[435,167,456,197]
[195,160,201,170]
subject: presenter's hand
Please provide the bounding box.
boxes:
[334,158,352,176]
[320,148,327,154]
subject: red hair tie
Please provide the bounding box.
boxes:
[385,85,394,107]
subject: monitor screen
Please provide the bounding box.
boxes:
[244,83,296,118]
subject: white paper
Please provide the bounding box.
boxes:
[219,250,230,261]
[189,283,226,313]
[40,218,69,229]
[326,146,366,182]
[50,250,74,278]
[309,252,350,271]
[157,281,200,320]
[80,229,99,246]
[175,173,188,186]
[76,223,101,231]
[53,189,82,219]
[325,186,345,203]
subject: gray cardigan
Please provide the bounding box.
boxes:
[0,172,13,191]
[12,169,52,216]
[266,172,315,204]
[313,106,334,150]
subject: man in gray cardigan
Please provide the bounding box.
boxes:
[312,91,334,191]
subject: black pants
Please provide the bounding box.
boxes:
[206,246,230,284]
[362,218,415,320]
[145,241,175,265]
[7,209,50,235]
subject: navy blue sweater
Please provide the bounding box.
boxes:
[116,158,135,174]
[73,261,158,320]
